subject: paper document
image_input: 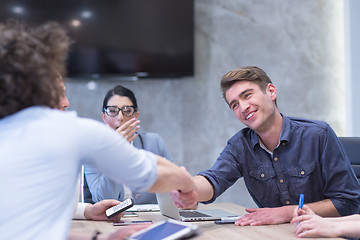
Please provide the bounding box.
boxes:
[127,204,160,212]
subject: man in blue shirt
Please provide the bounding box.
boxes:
[172,66,360,226]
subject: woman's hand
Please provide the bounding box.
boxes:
[115,118,140,142]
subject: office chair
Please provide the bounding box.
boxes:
[338,137,360,180]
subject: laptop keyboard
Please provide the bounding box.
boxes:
[179,210,211,218]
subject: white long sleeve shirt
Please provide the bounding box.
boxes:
[0,107,157,240]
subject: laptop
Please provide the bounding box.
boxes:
[156,192,240,222]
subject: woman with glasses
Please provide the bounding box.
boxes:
[85,85,173,204]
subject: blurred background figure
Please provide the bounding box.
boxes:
[85,85,173,204]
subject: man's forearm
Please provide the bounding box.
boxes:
[193,175,214,202]
[306,199,340,217]
[148,155,194,193]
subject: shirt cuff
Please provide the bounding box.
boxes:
[73,202,90,220]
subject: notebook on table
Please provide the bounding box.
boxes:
[127,204,160,212]
[156,192,240,222]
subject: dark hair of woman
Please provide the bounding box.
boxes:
[102,85,138,112]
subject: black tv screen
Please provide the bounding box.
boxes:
[0,0,194,79]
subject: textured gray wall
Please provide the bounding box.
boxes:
[66,0,345,208]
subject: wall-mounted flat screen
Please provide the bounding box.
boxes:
[0,0,194,79]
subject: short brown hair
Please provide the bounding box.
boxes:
[220,66,273,101]
[0,20,72,119]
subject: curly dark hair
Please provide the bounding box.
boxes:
[0,20,72,119]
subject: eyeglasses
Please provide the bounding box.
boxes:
[103,105,136,117]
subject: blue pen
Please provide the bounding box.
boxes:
[298,193,304,209]
[297,194,304,225]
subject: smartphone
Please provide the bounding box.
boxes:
[105,198,134,219]
[214,216,241,224]
[113,220,152,226]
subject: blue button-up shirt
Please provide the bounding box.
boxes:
[199,115,360,216]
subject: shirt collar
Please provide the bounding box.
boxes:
[279,115,291,143]
[249,114,291,149]
[258,138,277,156]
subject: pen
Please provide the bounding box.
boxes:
[297,194,304,225]
[298,193,304,209]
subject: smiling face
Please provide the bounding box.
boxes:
[102,95,139,130]
[225,80,278,134]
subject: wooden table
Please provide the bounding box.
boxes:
[71,203,343,240]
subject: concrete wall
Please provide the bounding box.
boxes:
[66,0,345,208]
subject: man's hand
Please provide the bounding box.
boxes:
[235,206,294,226]
[168,175,215,209]
[170,189,198,209]
[115,118,140,142]
[84,199,123,221]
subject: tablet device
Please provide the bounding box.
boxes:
[126,219,198,240]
